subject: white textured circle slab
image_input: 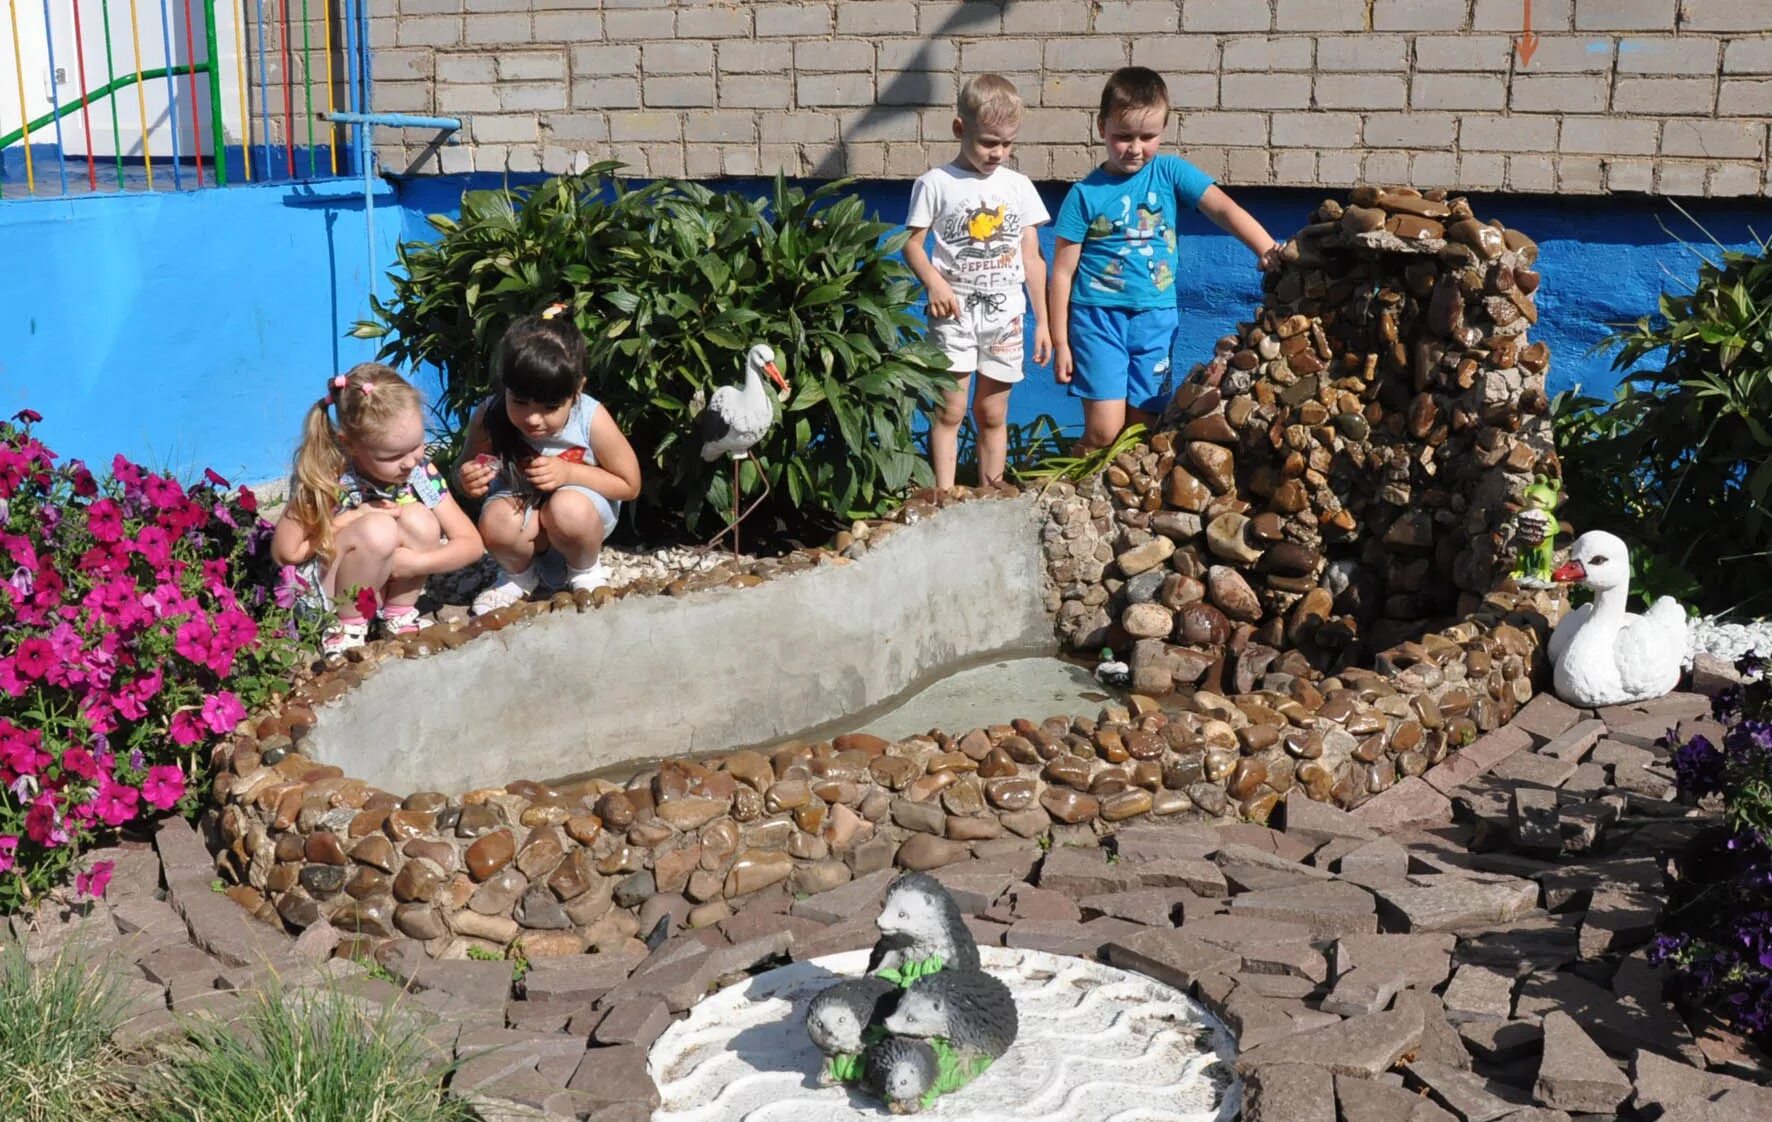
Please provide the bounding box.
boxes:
[647,946,1240,1121]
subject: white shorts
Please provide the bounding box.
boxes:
[927,287,1027,384]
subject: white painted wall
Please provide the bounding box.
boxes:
[3,0,246,159]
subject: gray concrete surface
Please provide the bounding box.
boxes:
[301,496,1056,793]
[846,656,1110,745]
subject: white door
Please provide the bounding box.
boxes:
[41,0,244,160]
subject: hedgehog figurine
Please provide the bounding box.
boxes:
[883,968,1019,1064]
[861,1035,942,1114]
[804,975,901,1085]
[868,873,980,984]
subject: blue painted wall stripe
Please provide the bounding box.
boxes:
[2,173,1764,483]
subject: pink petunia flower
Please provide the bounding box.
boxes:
[59,746,100,782]
[13,408,42,424]
[67,460,98,497]
[168,710,205,747]
[90,780,139,827]
[23,792,59,845]
[212,609,257,652]
[203,468,232,489]
[354,586,379,620]
[142,474,184,510]
[111,454,144,489]
[173,618,213,665]
[14,637,54,680]
[130,525,174,570]
[237,487,258,514]
[141,765,185,810]
[274,565,311,609]
[86,498,124,544]
[201,691,246,734]
[0,836,16,873]
[74,860,114,899]
[0,657,25,698]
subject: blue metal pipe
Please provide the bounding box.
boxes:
[315,112,463,307]
[322,111,462,133]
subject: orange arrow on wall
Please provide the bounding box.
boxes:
[1516,0,1541,66]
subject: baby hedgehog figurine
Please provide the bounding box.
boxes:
[804,974,901,1085]
[861,1036,943,1115]
[868,872,980,982]
[884,967,1019,1064]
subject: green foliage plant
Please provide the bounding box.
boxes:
[141,983,471,1122]
[1018,424,1150,494]
[1557,215,1772,614]
[0,941,133,1121]
[355,167,952,537]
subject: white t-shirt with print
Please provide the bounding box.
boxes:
[906,162,1049,293]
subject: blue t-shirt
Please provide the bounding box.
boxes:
[1053,154,1216,310]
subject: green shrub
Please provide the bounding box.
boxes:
[356,167,951,536]
[0,941,134,1121]
[140,983,470,1122]
[1556,219,1772,614]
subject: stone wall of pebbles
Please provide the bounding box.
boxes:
[1049,186,1558,686]
[208,496,1558,960]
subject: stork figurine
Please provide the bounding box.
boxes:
[697,343,789,557]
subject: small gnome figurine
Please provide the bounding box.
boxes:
[1505,475,1563,588]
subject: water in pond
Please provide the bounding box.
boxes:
[547,656,1117,788]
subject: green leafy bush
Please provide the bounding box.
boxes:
[1555,221,1772,614]
[356,168,950,536]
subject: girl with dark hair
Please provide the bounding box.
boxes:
[457,305,642,615]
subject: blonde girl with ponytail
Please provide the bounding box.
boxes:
[271,363,484,653]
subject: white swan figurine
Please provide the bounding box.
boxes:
[1547,530,1688,707]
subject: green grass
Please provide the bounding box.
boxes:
[138,984,471,1122]
[0,940,135,1122]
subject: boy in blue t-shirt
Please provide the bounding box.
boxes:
[1050,67,1282,450]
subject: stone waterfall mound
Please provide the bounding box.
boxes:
[1053,186,1559,697]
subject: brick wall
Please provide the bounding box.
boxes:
[370,0,1771,196]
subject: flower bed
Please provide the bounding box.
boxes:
[0,413,315,907]
[1658,653,1772,1043]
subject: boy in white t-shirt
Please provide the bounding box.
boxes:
[904,74,1051,489]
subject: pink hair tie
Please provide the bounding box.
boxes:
[321,374,349,407]
[358,382,374,396]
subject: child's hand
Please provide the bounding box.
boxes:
[1053,344,1074,384]
[926,279,960,320]
[458,455,497,499]
[1258,244,1284,274]
[1032,323,1053,367]
[389,546,428,581]
[521,455,571,493]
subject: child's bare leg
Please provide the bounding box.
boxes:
[478,496,542,574]
[971,375,1013,486]
[537,490,606,571]
[1077,398,1127,453]
[322,513,401,616]
[383,504,442,609]
[1125,401,1156,430]
[928,372,973,491]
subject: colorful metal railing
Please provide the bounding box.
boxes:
[0,0,367,197]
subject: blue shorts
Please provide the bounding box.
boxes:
[1067,304,1180,415]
